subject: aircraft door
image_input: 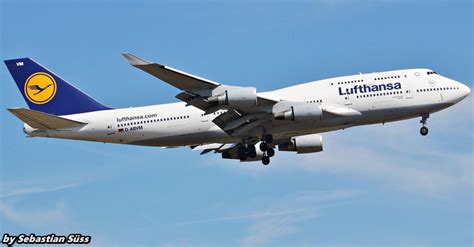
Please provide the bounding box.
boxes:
[344,95,352,106]
[428,79,443,103]
[404,73,417,99]
[404,81,414,99]
[106,122,115,135]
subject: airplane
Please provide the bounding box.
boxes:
[4,54,471,165]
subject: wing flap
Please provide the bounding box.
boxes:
[8,108,87,129]
[212,109,242,133]
[192,143,237,155]
[175,92,214,111]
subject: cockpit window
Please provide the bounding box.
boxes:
[427,71,437,75]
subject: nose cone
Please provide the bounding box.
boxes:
[459,82,471,100]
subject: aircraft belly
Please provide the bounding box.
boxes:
[354,102,454,125]
[129,132,211,146]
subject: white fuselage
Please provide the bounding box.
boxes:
[24,68,470,146]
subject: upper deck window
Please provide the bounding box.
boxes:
[427,71,437,75]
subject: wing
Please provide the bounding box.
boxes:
[121,53,361,139]
[122,53,278,135]
[122,52,277,107]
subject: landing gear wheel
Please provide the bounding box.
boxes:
[238,146,248,161]
[262,156,270,165]
[247,145,257,158]
[267,148,275,157]
[420,126,429,136]
[259,142,268,152]
[263,133,273,144]
[239,154,247,161]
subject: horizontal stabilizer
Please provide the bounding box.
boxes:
[8,108,87,129]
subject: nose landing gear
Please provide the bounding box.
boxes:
[420,113,429,136]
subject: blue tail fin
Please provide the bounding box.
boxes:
[4,58,110,115]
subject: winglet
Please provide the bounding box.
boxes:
[121,53,151,66]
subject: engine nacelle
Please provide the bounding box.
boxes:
[278,134,323,153]
[208,87,257,107]
[274,103,323,121]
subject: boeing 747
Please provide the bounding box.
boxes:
[5,54,470,165]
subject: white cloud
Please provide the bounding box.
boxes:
[281,146,467,198]
[0,200,68,228]
[0,183,79,198]
[177,190,359,246]
[240,190,359,246]
[179,207,315,225]
[241,209,317,246]
[0,182,80,229]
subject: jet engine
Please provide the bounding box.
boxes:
[208,87,257,107]
[278,134,323,153]
[274,103,323,121]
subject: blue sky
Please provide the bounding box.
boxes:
[1,0,472,246]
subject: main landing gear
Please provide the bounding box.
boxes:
[238,133,275,165]
[238,143,257,161]
[420,113,429,136]
[260,133,274,165]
